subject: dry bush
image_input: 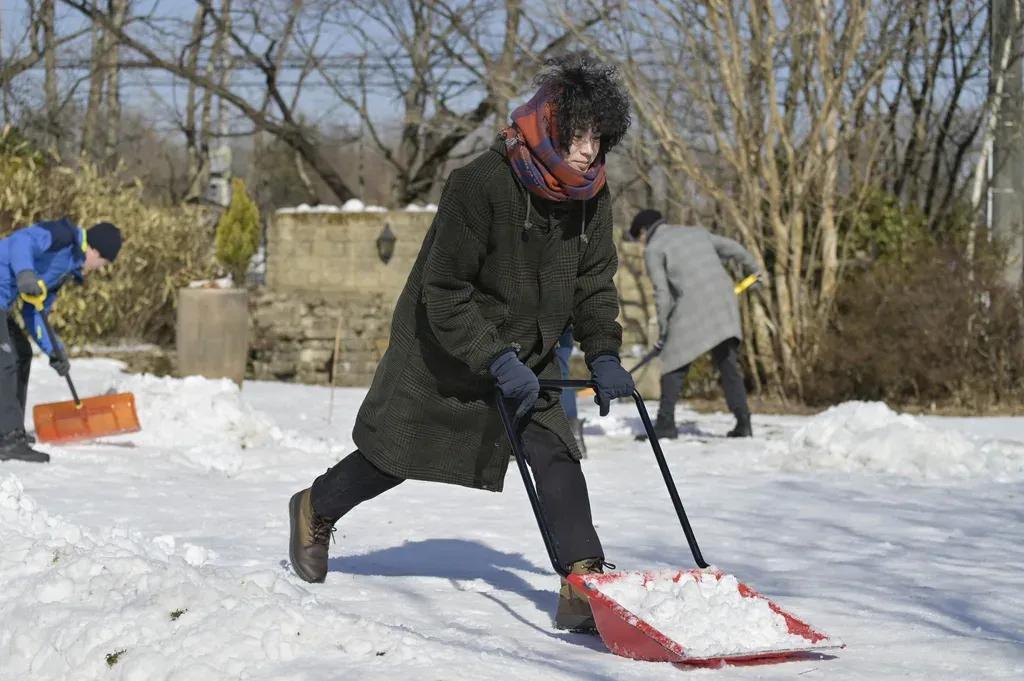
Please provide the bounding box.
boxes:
[805,238,1024,409]
[1,130,216,345]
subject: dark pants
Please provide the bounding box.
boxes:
[657,338,749,425]
[309,419,603,568]
[0,312,32,435]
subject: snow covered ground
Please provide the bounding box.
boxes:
[2,359,1022,680]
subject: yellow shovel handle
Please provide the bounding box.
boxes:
[19,279,48,310]
[577,276,758,398]
[734,274,760,295]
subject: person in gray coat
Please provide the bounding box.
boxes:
[629,209,762,439]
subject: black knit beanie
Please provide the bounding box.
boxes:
[629,209,663,241]
[87,222,122,262]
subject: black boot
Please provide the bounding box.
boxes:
[636,413,678,442]
[0,429,49,463]
[727,412,752,438]
[654,411,678,440]
[654,422,679,440]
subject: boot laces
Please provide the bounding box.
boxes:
[310,513,336,546]
[572,558,616,574]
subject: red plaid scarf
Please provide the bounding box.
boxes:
[500,87,606,202]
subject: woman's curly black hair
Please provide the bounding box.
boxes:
[534,50,631,154]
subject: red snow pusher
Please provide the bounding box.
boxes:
[497,379,843,666]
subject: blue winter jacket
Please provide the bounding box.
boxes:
[0,218,86,355]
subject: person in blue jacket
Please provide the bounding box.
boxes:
[0,218,122,463]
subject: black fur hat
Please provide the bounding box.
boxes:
[534,51,631,154]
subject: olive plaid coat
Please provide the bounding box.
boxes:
[352,142,622,491]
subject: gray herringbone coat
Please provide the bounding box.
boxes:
[352,142,622,492]
[645,224,759,374]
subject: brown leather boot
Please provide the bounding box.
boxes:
[288,488,337,583]
[554,557,607,632]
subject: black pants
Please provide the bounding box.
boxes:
[309,420,603,568]
[0,312,32,435]
[657,338,749,425]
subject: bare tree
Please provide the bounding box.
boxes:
[61,0,360,203]
[81,6,106,155]
[42,0,60,146]
[580,1,907,395]
[866,0,994,233]
[315,0,606,205]
[0,1,89,126]
[102,0,130,165]
[181,3,210,201]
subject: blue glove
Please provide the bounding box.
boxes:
[490,351,540,421]
[590,354,634,416]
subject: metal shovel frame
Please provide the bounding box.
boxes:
[497,379,842,665]
[495,379,708,578]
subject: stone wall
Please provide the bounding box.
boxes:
[249,208,660,391]
[266,210,433,295]
[250,291,394,386]
[249,210,432,386]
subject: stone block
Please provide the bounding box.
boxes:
[176,288,249,385]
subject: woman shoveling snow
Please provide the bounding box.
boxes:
[287,51,634,633]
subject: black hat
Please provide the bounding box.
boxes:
[629,209,663,241]
[87,222,122,262]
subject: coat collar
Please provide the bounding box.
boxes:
[645,218,668,244]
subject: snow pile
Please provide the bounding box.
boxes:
[0,474,433,680]
[403,203,438,212]
[276,199,387,214]
[786,401,1024,480]
[591,570,836,658]
[276,199,437,214]
[185,276,234,289]
[100,374,343,475]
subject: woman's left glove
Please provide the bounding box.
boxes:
[589,355,635,416]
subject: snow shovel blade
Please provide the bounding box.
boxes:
[32,392,141,444]
[569,568,843,666]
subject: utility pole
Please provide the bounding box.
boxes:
[991,0,1024,288]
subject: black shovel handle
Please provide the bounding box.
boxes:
[628,347,661,375]
[497,379,708,577]
[37,311,81,406]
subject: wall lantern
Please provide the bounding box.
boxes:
[376,222,397,264]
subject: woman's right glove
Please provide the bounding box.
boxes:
[490,351,540,422]
[589,354,635,416]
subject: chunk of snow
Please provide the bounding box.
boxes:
[592,570,838,658]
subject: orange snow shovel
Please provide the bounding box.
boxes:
[498,380,843,665]
[22,291,140,444]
